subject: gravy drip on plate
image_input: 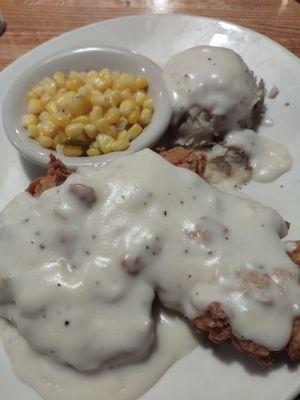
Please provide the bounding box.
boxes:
[0,310,197,400]
[0,149,299,398]
[225,129,292,182]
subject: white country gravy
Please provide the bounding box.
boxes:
[0,149,299,398]
[225,129,292,182]
[0,310,197,400]
[163,46,261,131]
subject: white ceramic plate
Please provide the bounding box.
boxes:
[0,14,300,400]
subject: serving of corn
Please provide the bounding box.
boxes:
[22,69,153,156]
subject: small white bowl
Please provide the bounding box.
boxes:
[2,46,172,168]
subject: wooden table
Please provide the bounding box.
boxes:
[0,0,299,70]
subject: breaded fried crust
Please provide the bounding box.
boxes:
[191,242,300,365]
[157,146,207,177]
[26,155,71,197]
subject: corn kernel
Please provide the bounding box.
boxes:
[65,123,85,138]
[119,73,136,90]
[119,99,136,117]
[136,76,148,90]
[111,70,121,81]
[27,124,39,138]
[78,84,92,97]
[96,133,114,153]
[104,88,113,96]
[99,68,111,79]
[31,85,44,97]
[63,95,91,117]
[27,99,44,115]
[73,115,91,125]
[95,118,110,133]
[57,88,67,96]
[117,129,130,141]
[40,92,53,105]
[38,135,53,148]
[90,94,110,109]
[46,101,59,114]
[143,98,153,111]
[109,125,118,138]
[69,70,81,79]
[139,109,152,126]
[39,121,57,137]
[128,123,143,139]
[41,77,57,96]
[27,91,38,100]
[84,124,98,139]
[63,145,83,157]
[53,72,66,88]
[111,138,130,151]
[21,114,38,127]
[121,89,132,100]
[52,112,71,128]
[87,148,101,157]
[134,91,148,106]
[116,116,128,131]
[56,93,67,107]
[86,70,99,81]
[113,73,135,91]
[93,77,112,91]
[102,144,112,154]
[113,81,124,91]
[110,90,122,106]
[90,89,100,97]
[90,141,99,149]
[127,109,140,125]
[89,105,104,122]
[105,107,120,125]
[66,77,83,91]
[39,111,52,123]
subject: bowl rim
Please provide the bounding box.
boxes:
[2,45,172,169]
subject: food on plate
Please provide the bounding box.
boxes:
[203,144,251,186]
[224,129,293,183]
[163,46,265,147]
[22,69,153,156]
[160,45,292,187]
[157,146,207,177]
[1,149,300,400]
[27,154,71,196]
[268,86,279,99]
[0,32,297,400]
[192,241,300,365]
[19,45,292,188]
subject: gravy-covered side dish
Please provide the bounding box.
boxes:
[161,45,292,187]
[0,150,300,400]
[163,46,264,146]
